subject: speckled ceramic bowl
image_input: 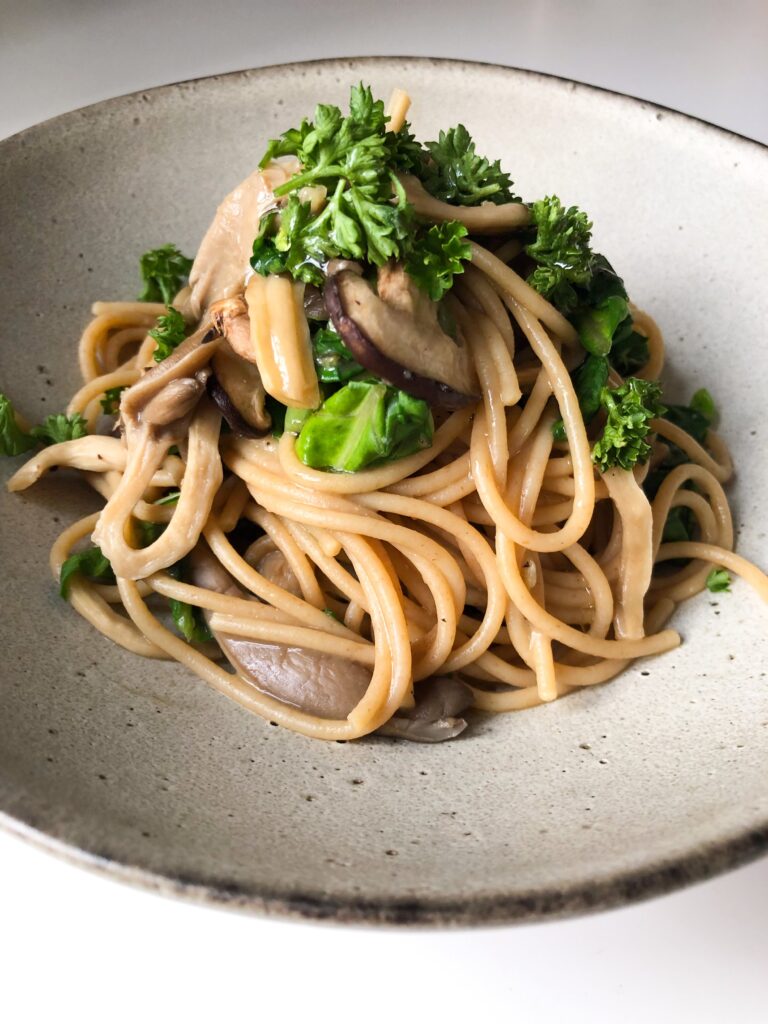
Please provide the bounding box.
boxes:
[0,58,766,926]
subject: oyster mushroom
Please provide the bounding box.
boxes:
[208,297,271,435]
[183,157,301,319]
[325,264,479,410]
[376,676,474,742]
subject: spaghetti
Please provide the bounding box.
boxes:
[6,85,767,742]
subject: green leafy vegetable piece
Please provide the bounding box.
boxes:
[385,122,426,174]
[0,392,36,456]
[169,593,213,643]
[166,561,213,643]
[643,390,717,499]
[295,380,433,472]
[284,406,313,433]
[552,354,610,442]
[706,568,731,593]
[149,306,187,362]
[592,378,665,471]
[405,221,471,301]
[662,506,695,543]
[311,327,362,383]
[249,210,290,278]
[526,196,594,314]
[420,124,517,207]
[136,519,166,547]
[323,607,342,622]
[154,491,180,506]
[138,244,193,304]
[610,319,650,376]
[663,388,717,445]
[577,253,628,304]
[100,386,126,415]
[690,387,717,426]
[575,295,630,357]
[573,355,611,424]
[255,84,420,280]
[30,412,88,446]
[59,546,115,598]
[1,393,88,454]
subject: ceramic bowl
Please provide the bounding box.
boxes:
[0,58,766,925]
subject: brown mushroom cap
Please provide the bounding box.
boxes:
[325,266,479,410]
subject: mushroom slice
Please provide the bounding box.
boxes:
[207,298,271,435]
[189,546,472,739]
[188,545,370,719]
[210,296,250,358]
[325,266,479,410]
[184,157,301,319]
[210,341,271,435]
[119,320,220,439]
[376,676,474,742]
[249,549,302,598]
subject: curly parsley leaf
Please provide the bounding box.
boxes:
[138,244,193,305]
[149,306,188,363]
[592,378,666,471]
[60,545,115,598]
[0,392,36,456]
[706,568,731,593]
[30,412,88,446]
[420,124,518,207]
[405,221,471,301]
[255,85,420,281]
[526,196,594,315]
[385,121,426,174]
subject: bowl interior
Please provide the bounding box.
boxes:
[0,58,766,924]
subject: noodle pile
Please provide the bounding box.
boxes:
[7,99,768,743]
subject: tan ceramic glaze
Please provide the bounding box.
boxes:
[0,59,766,926]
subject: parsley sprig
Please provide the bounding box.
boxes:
[138,244,193,305]
[421,125,518,206]
[0,392,88,456]
[149,306,188,362]
[526,197,594,314]
[252,84,471,299]
[592,378,665,471]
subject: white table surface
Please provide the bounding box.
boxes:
[1,2,767,1021]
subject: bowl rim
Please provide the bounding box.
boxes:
[3,807,768,926]
[1,55,766,927]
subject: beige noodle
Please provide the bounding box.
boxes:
[6,200,766,743]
